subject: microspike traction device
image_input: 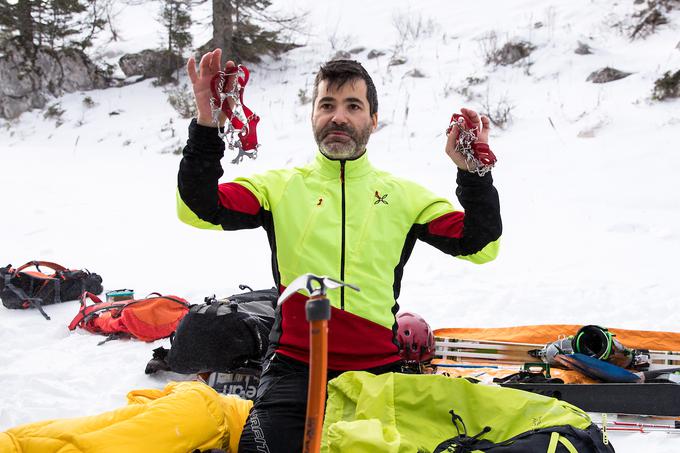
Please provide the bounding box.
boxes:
[209,64,260,164]
[446,112,497,175]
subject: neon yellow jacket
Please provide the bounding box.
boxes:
[177,120,501,370]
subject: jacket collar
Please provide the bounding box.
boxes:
[312,151,374,180]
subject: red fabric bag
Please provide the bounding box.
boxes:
[69,292,190,342]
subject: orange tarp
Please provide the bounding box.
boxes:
[434,325,680,351]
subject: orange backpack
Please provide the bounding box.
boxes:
[68,292,190,342]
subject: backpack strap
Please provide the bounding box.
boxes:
[3,266,52,320]
[146,294,190,307]
[98,333,126,346]
[68,291,104,330]
[53,278,61,304]
[3,281,50,320]
[3,269,13,287]
[31,277,62,305]
[16,261,68,275]
[242,313,267,356]
[206,302,221,316]
[26,297,51,320]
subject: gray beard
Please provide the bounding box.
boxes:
[315,124,372,160]
[319,140,364,160]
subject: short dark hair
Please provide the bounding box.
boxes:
[312,59,378,116]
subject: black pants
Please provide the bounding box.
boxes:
[237,353,402,453]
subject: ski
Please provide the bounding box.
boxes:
[435,335,680,416]
[435,337,680,367]
[435,338,541,365]
[499,382,680,416]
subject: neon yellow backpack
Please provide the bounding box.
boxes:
[322,372,613,453]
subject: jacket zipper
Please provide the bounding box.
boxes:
[340,161,346,310]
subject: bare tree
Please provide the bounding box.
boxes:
[212,0,233,57]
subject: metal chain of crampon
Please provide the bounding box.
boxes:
[446,113,497,176]
[209,64,260,164]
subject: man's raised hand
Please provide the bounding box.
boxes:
[445,108,491,172]
[187,48,236,127]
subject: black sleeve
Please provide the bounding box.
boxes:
[415,169,502,259]
[177,119,264,230]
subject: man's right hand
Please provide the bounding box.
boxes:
[187,48,236,127]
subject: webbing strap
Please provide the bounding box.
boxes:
[547,432,578,453]
[242,314,265,354]
[53,278,61,304]
[27,298,50,320]
[559,436,578,453]
[547,432,559,453]
[68,292,103,330]
[16,261,68,274]
[97,333,125,346]
[206,302,222,316]
[5,279,48,320]
[3,280,50,320]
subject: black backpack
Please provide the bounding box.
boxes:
[433,410,613,453]
[0,261,103,320]
[165,286,278,374]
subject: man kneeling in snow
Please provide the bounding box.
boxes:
[177,50,502,453]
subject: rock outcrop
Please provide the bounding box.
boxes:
[118,49,183,79]
[0,42,110,119]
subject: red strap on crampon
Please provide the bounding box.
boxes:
[210,65,260,152]
[448,113,497,167]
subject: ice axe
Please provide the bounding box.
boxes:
[278,274,360,453]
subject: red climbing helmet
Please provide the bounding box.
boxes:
[396,311,435,363]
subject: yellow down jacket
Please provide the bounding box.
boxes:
[0,381,252,453]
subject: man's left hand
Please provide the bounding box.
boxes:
[445,108,491,172]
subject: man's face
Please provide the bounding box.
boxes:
[312,78,378,160]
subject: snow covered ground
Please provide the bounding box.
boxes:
[1,0,679,450]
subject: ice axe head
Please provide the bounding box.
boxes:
[277,273,360,322]
[278,273,359,305]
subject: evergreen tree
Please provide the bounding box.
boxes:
[159,0,192,83]
[42,0,87,49]
[0,0,37,49]
[210,0,300,63]
[0,0,104,53]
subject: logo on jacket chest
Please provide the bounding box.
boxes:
[374,191,389,205]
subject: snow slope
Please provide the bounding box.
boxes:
[1,0,679,450]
